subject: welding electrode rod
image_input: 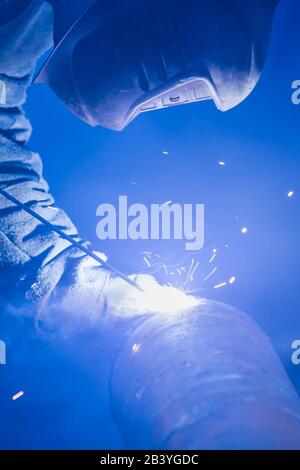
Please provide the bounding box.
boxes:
[0,188,142,292]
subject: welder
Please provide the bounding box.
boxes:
[1,0,300,451]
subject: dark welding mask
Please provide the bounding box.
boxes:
[37,0,280,131]
[0,0,32,26]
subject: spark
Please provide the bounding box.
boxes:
[163,200,172,206]
[143,256,152,268]
[132,344,142,354]
[203,266,218,282]
[162,263,169,275]
[229,276,236,285]
[218,161,226,166]
[12,391,24,401]
[162,151,169,156]
[186,258,195,277]
[288,191,294,198]
[130,181,138,186]
[241,227,248,234]
[209,249,217,264]
[181,261,199,290]
[214,282,227,289]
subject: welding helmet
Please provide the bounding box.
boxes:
[0,0,32,26]
[38,0,280,131]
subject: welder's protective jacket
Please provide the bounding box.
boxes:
[0,0,110,333]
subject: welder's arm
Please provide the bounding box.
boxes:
[0,1,112,329]
[0,0,156,337]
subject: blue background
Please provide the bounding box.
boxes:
[27,0,300,395]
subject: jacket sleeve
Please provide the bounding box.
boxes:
[0,0,110,331]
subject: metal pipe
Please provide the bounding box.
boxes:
[111,300,300,449]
